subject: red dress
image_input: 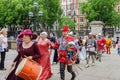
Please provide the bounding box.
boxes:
[37,39,52,80]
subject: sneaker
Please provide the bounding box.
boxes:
[91,63,95,66]
[85,64,89,68]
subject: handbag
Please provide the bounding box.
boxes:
[4,47,9,52]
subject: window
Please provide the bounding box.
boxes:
[69,0,72,2]
[68,5,70,10]
[67,10,71,16]
[118,6,120,11]
[62,0,66,3]
[62,13,66,16]
[80,17,84,22]
[62,5,66,10]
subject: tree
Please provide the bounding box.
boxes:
[80,0,120,26]
[59,16,76,30]
[0,0,62,30]
[42,0,62,29]
[0,0,43,27]
[112,12,120,30]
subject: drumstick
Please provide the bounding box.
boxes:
[24,55,40,65]
[5,63,15,79]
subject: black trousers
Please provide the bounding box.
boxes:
[60,62,76,80]
[0,51,6,69]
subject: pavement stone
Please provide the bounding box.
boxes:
[0,47,120,80]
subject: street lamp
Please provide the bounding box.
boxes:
[86,20,89,35]
[29,2,43,32]
[33,2,38,32]
[38,11,43,16]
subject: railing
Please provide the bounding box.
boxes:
[7,30,90,39]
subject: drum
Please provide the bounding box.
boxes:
[15,58,42,80]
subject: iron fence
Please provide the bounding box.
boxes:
[7,30,90,40]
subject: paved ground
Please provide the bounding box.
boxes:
[0,47,120,80]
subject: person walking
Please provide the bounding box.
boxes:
[49,32,56,65]
[58,26,76,80]
[37,31,53,80]
[106,36,112,54]
[6,29,40,80]
[0,28,8,70]
[85,33,97,67]
[96,33,106,62]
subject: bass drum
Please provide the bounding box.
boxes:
[15,58,42,80]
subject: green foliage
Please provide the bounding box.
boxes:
[59,16,76,30]
[80,0,120,26]
[0,0,62,29]
[112,12,120,26]
[42,0,62,28]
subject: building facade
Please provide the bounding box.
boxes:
[60,0,87,30]
[115,3,120,12]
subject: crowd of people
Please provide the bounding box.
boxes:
[0,26,119,80]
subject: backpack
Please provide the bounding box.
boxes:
[86,39,96,52]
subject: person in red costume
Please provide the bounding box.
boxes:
[57,26,76,80]
[97,33,106,62]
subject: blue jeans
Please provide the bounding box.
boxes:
[118,48,120,55]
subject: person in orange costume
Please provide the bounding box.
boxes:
[57,26,76,80]
[106,36,112,54]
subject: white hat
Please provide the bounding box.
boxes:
[68,31,73,35]
[68,41,75,46]
[98,33,101,35]
[89,32,92,35]
[41,31,48,37]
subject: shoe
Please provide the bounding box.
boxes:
[85,64,89,68]
[91,63,95,66]
[0,68,6,71]
[71,72,76,80]
[96,57,99,60]
[99,59,101,62]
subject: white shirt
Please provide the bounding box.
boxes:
[0,34,8,50]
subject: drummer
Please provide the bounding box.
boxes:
[6,29,41,80]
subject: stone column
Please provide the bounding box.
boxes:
[90,21,104,35]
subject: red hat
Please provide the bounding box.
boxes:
[62,26,70,32]
[18,29,37,40]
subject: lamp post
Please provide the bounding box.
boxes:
[33,2,38,32]
[38,11,43,30]
[86,20,89,35]
[29,2,43,32]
